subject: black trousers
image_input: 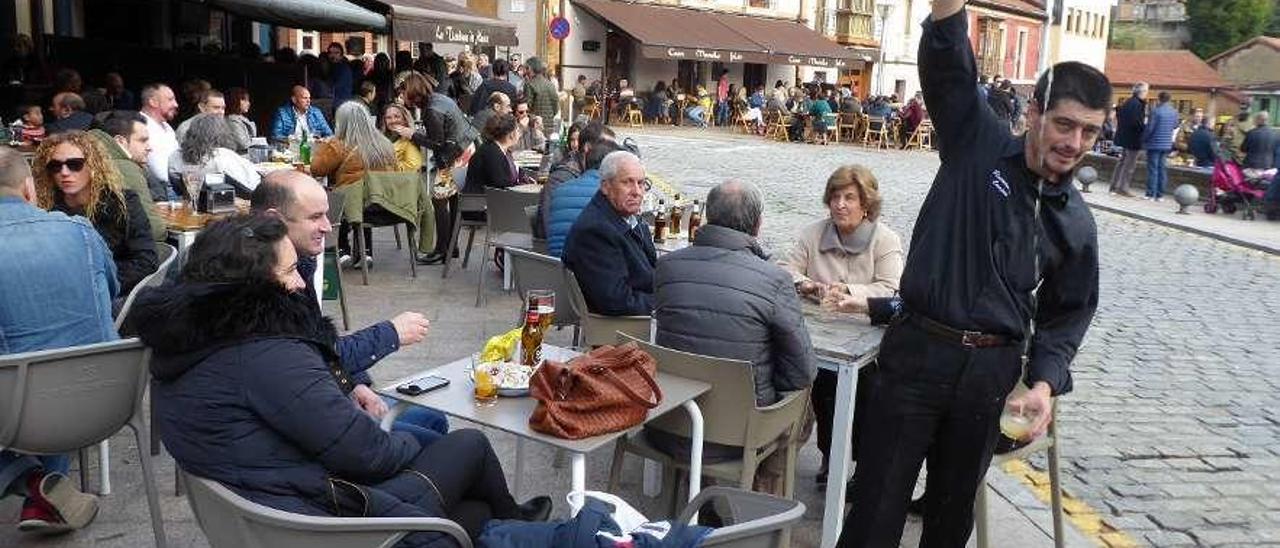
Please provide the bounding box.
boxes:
[337,222,373,257]
[838,319,1021,548]
[811,366,873,470]
[388,429,520,544]
[431,195,458,256]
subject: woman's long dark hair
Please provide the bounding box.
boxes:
[182,214,289,286]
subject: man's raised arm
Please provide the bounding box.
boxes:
[919,0,1003,161]
[933,0,966,20]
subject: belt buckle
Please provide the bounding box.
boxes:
[960,331,983,348]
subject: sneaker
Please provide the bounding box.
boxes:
[351,255,373,269]
[337,253,353,267]
[18,472,98,534]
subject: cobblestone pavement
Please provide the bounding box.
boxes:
[625,126,1280,547]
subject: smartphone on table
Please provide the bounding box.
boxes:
[395,375,450,396]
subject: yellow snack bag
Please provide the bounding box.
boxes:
[480,328,522,362]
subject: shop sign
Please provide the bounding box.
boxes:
[434,24,492,45]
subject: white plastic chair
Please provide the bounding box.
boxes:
[0,339,167,547]
[182,470,472,548]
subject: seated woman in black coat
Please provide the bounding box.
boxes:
[463,113,522,195]
[132,214,550,545]
[34,130,157,296]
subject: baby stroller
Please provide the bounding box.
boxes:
[1205,159,1268,220]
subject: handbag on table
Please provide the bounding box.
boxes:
[528,343,663,440]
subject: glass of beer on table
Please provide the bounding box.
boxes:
[528,290,555,332]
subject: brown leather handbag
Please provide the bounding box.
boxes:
[528,343,663,439]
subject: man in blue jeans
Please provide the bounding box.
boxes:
[1142,91,1179,201]
[0,147,116,534]
[250,170,448,445]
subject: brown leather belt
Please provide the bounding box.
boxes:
[908,314,1016,348]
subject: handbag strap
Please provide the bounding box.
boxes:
[592,363,662,409]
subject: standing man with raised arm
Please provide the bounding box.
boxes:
[839,1,1106,546]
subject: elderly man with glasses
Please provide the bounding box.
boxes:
[562,150,657,316]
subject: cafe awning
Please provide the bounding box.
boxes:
[384,0,519,47]
[196,0,389,32]
[572,0,859,67]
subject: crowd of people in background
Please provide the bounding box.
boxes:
[1105,81,1279,218]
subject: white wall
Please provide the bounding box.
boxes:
[494,0,541,61]
[871,0,924,102]
[1051,0,1115,71]
[560,1,608,87]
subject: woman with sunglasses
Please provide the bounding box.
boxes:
[35,130,157,296]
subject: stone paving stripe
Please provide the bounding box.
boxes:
[1002,460,1141,547]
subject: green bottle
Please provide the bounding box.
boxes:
[298,130,312,164]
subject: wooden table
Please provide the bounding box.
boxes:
[156,199,250,253]
[378,345,712,515]
[510,183,543,194]
[802,305,885,548]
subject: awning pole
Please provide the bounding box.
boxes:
[1038,0,1056,75]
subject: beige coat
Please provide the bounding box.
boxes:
[777,218,904,304]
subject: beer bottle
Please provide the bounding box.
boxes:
[653,200,667,243]
[520,298,543,366]
[688,199,703,241]
[298,130,312,164]
[670,201,683,237]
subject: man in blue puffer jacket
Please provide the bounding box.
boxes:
[1141,91,1179,201]
[546,140,620,257]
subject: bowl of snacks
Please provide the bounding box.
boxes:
[471,359,536,397]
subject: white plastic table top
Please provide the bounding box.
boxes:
[378,347,711,455]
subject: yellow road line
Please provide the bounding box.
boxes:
[1000,460,1143,548]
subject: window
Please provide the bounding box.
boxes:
[748,0,771,8]
[299,31,319,54]
[1015,30,1028,80]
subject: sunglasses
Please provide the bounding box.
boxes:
[45,158,87,174]
[516,110,529,115]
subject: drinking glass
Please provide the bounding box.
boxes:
[528,290,555,332]
[999,382,1034,440]
[469,353,499,407]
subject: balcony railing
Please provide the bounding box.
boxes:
[835,11,875,43]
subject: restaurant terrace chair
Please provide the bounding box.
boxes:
[906,119,935,151]
[975,405,1065,548]
[0,339,167,548]
[862,115,889,149]
[676,487,806,548]
[582,100,601,121]
[837,113,861,143]
[181,469,472,548]
[563,269,651,347]
[443,190,488,279]
[607,333,810,517]
[322,190,353,331]
[108,242,176,468]
[332,173,421,285]
[627,104,644,128]
[504,247,581,345]
[475,187,538,307]
[821,113,839,145]
[764,111,790,142]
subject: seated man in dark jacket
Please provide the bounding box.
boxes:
[561,150,657,316]
[647,180,816,476]
[1188,122,1218,168]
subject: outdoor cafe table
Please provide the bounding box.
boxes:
[378,345,713,515]
[803,306,885,548]
[155,198,250,254]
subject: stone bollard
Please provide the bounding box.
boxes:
[1173,184,1199,215]
[1076,166,1098,193]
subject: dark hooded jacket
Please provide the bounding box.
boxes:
[133,281,456,546]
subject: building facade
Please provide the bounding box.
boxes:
[559,0,874,102]
[1049,0,1115,70]
[1110,0,1188,50]
[1208,36,1280,121]
[1106,49,1238,120]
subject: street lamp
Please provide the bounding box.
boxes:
[875,0,895,96]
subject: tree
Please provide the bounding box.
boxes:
[1186,0,1274,58]
[1270,0,1280,35]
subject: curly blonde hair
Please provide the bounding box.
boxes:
[823,164,882,222]
[34,130,124,223]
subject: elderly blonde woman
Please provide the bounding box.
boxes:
[778,164,904,485]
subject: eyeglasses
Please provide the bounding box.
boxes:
[614,177,652,191]
[45,158,87,174]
